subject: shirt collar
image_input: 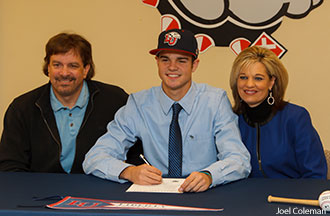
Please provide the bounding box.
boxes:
[50,81,89,111]
[158,82,197,116]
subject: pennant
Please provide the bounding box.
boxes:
[47,196,223,211]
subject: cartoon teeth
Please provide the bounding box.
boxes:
[180,0,225,20]
[286,0,322,16]
[142,0,323,57]
[229,0,284,24]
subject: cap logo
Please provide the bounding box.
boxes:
[164,31,181,46]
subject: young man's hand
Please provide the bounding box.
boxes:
[119,164,162,185]
[179,171,212,192]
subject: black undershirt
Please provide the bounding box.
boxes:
[242,99,274,127]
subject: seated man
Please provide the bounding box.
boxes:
[0,32,132,173]
[83,29,251,192]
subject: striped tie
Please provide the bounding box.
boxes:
[168,103,183,177]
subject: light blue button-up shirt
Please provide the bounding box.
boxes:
[83,82,251,186]
[51,81,89,173]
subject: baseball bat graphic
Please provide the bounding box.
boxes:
[268,191,330,211]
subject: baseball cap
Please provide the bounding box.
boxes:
[149,29,199,58]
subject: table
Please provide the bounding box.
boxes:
[0,172,329,216]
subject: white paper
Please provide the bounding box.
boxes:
[126,178,185,193]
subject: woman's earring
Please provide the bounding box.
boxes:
[267,91,275,105]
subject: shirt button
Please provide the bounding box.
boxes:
[69,113,72,117]
[70,123,74,127]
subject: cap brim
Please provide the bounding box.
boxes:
[149,48,161,55]
[149,48,196,57]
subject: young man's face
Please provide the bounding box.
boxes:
[48,49,89,103]
[156,50,199,101]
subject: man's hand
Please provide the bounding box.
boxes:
[119,164,162,185]
[179,171,212,193]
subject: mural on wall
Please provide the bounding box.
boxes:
[142,0,323,58]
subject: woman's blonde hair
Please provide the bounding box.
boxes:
[230,46,288,114]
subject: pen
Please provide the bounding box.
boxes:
[139,154,151,166]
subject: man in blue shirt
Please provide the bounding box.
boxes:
[0,33,132,173]
[83,29,251,192]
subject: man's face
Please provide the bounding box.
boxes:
[156,50,199,101]
[48,50,89,103]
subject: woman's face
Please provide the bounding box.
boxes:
[237,62,275,108]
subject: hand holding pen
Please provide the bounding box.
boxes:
[119,154,162,185]
[139,154,151,165]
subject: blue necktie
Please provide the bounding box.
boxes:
[168,103,183,177]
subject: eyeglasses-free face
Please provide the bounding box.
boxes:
[48,49,89,107]
[237,62,275,108]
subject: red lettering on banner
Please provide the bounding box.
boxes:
[68,200,98,207]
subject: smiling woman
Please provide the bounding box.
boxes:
[236,61,275,108]
[229,46,327,179]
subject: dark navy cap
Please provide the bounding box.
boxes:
[149,29,199,58]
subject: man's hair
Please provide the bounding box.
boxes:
[42,33,95,80]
